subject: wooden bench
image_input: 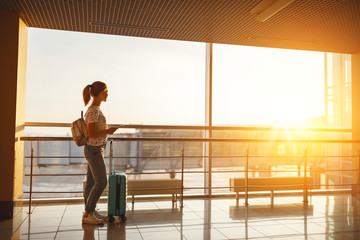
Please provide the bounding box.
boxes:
[83,179,182,208]
[229,177,313,205]
[128,179,182,208]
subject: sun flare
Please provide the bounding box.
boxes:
[213,45,325,127]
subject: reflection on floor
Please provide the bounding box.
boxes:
[2,194,360,239]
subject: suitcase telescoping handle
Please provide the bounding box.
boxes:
[109,140,113,173]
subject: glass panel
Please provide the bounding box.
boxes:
[212,43,325,127]
[210,129,352,194]
[26,28,205,126]
[325,53,352,128]
[327,53,333,87]
[23,129,206,199]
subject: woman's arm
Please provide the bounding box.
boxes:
[87,123,118,138]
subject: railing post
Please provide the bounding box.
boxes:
[109,140,113,173]
[28,144,34,214]
[68,139,71,165]
[245,146,249,206]
[303,147,308,205]
[181,147,184,208]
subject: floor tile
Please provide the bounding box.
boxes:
[3,195,360,240]
[16,225,59,234]
[250,224,300,237]
[59,216,84,226]
[29,210,64,219]
[131,201,159,210]
[247,219,280,226]
[19,217,62,228]
[175,219,213,227]
[141,230,182,240]
[11,226,58,239]
[182,228,228,240]
[308,234,334,240]
[11,232,57,240]
[211,222,245,229]
[286,222,329,234]
[55,230,88,238]
[100,231,143,240]
[33,204,66,212]
[216,226,265,239]
[270,235,310,240]
[58,224,84,231]
[176,223,212,230]
[139,225,179,233]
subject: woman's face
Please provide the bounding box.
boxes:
[100,87,108,102]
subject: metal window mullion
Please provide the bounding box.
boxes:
[205,42,213,196]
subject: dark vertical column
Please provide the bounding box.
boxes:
[0,11,28,220]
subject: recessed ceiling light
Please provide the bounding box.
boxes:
[250,0,296,22]
[89,22,169,32]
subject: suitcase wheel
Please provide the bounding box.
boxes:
[121,215,127,223]
[109,215,115,223]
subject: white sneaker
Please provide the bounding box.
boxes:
[82,212,104,225]
[94,210,109,222]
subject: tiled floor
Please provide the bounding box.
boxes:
[2,194,360,239]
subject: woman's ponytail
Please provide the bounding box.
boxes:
[82,81,106,106]
[83,85,91,106]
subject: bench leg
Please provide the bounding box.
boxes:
[172,194,175,208]
[132,195,135,207]
[271,191,274,206]
[245,192,249,206]
[235,192,240,206]
[303,189,309,205]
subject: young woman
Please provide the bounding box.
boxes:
[82,81,118,225]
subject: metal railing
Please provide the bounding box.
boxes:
[24,122,353,132]
[21,130,360,214]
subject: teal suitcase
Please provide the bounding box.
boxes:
[108,172,127,223]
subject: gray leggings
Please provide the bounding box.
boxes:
[84,144,107,212]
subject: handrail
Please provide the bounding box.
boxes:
[24,122,352,132]
[20,136,360,143]
[22,155,360,159]
[21,134,358,212]
[23,169,360,177]
[22,183,357,194]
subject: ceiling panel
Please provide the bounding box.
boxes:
[1,0,360,53]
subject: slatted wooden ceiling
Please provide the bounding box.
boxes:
[1,0,360,53]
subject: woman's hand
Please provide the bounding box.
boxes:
[88,124,118,138]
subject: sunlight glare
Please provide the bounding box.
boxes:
[213,44,325,127]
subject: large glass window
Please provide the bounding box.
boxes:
[24,29,206,198]
[26,29,205,127]
[24,29,353,199]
